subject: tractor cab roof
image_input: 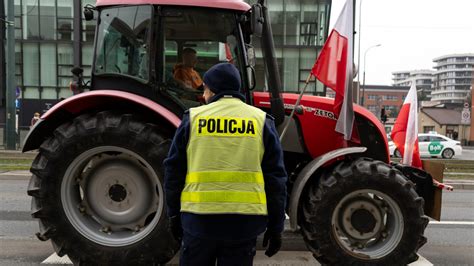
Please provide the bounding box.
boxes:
[95,0,251,12]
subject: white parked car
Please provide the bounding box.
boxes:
[388,133,462,159]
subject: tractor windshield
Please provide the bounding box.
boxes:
[94,6,152,81]
[159,7,242,108]
[92,5,244,110]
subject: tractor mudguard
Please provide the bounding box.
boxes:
[22,90,181,152]
[391,162,442,220]
[288,147,367,231]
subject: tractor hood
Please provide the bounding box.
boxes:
[253,92,390,162]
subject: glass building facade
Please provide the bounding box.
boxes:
[1,0,330,131]
[248,0,331,95]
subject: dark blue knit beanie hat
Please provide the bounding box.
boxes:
[203,63,241,94]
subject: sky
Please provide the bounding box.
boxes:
[330,0,474,85]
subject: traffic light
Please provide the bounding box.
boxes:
[381,108,388,124]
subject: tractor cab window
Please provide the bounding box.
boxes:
[160,8,241,109]
[94,6,152,81]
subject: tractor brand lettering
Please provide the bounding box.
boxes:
[196,116,257,137]
[428,142,443,154]
[314,109,337,120]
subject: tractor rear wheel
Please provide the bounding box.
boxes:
[27,111,179,265]
[300,157,428,265]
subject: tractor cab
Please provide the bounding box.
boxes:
[85,2,259,116]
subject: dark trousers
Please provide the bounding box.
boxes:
[179,232,257,266]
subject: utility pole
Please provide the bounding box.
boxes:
[1,0,6,115]
[5,0,16,149]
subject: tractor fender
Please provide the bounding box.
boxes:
[22,90,181,152]
[288,147,367,231]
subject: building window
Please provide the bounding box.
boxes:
[39,0,56,40]
[23,43,39,86]
[383,95,398,101]
[300,22,317,46]
[368,94,377,100]
[40,44,57,86]
[23,0,40,39]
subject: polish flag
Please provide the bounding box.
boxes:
[311,0,355,140]
[391,83,422,168]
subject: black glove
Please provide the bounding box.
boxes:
[169,215,183,241]
[262,230,282,257]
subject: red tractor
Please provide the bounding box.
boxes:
[24,0,439,265]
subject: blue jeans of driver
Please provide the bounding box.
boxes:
[179,232,257,266]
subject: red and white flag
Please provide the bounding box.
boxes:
[311,0,354,140]
[391,83,422,168]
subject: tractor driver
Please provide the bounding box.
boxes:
[173,48,204,91]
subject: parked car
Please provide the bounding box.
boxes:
[389,133,462,159]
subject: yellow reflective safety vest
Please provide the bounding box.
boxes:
[181,97,268,215]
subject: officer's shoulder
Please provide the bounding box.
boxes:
[265,113,275,121]
[188,104,207,113]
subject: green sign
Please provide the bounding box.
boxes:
[428,142,444,155]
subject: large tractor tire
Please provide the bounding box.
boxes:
[300,157,428,265]
[27,111,179,265]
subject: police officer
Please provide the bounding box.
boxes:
[164,63,287,266]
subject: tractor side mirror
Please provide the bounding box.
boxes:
[247,66,256,91]
[71,67,84,77]
[84,5,95,21]
[247,46,256,67]
[251,4,264,38]
[70,67,85,95]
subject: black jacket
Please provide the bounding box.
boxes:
[164,92,287,240]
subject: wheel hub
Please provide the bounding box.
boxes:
[340,197,383,240]
[332,189,404,259]
[109,184,127,202]
[61,146,164,247]
[351,209,376,234]
[83,157,154,227]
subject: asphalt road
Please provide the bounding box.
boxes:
[454,148,474,160]
[1,173,473,265]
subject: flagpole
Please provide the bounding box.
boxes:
[279,73,314,142]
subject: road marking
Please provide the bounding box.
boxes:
[42,253,433,265]
[0,171,31,176]
[42,254,71,264]
[409,255,433,266]
[429,221,474,226]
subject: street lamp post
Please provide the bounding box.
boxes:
[361,44,381,106]
[5,0,16,149]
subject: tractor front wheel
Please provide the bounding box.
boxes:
[27,111,179,265]
[300,158,428,265]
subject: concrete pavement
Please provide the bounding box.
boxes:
[40,251,435,265]
[1,174,473,265]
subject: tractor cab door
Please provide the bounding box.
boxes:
[156,7,249,112]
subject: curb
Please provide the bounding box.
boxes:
[445,183,474,190]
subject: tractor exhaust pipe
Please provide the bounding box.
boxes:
[258,0,285,127]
